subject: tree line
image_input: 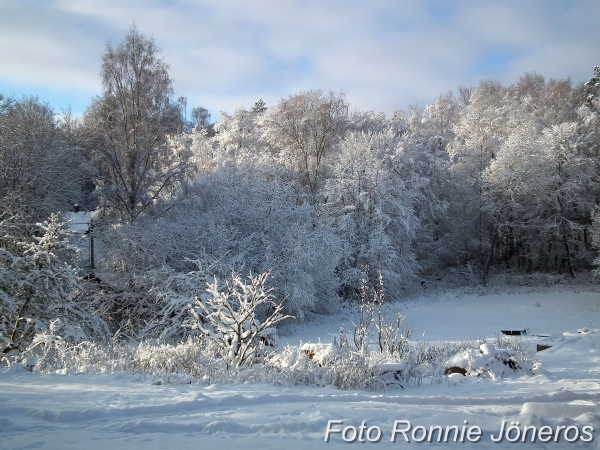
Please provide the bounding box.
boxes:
[1,24,600,351]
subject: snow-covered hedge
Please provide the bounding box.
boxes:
[1,332,538,391]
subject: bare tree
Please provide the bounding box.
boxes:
[190,106,211,129]
[0,96,85,223]
[86,24,188,222]
[261,90,348,195]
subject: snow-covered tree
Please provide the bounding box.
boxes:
[213,107,263,154]
[395,110,455,274]
[348,110,389,135]
[448,80,509,267]
[0,214,107,353]
[190,106,211,130]
[425,91,458,140]
[585,65,600,108]
[92,156,343,338]
[323,130,418,299]
[180,164,343,317]
[482,111,545,274]
[0,96,86,223]
[188,126,217,176]
[261,90,348,195]
[538,122,595,276]
[580,65,600,162]
[86,24,189,222]
[482,110,596,276]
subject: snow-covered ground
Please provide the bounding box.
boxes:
[2,289,600,449]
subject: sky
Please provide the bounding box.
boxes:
[1,0,599,122]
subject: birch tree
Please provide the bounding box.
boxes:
[86,24,188,222]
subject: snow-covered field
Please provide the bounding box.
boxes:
[2,289,600,449]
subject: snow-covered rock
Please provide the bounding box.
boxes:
[445,343,534,380]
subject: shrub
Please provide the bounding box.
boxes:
[188,271,292,368]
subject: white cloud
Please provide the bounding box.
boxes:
[0,0,598,117]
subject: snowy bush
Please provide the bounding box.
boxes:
[181,165,343,318]
[1,260,538,391]
[91,163,343,339]
[349,271,412,357]
[130,338,226,383]
[139,257,226,342]
[1,331,538,391]
[188,271,292,368]
[22,324,125,374]
[268,337,395,391]
[0,215,108,354]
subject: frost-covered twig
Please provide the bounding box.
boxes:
[188,271,293,368]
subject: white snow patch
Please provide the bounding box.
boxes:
[1,288,600,449]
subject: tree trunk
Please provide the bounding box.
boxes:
[483,226,497,281]
[562,219,576,278]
